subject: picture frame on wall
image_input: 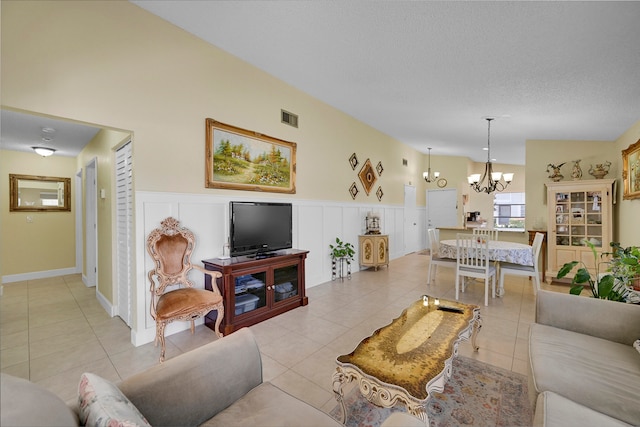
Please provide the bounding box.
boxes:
[622,138,640,200]
[205,119,296,193]
[358,159,377,195]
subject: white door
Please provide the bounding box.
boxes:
[75,169,83,275]
[426,189,458,247]
[404,185,419,254]
[115,141,133,326]
[85,159,98,287]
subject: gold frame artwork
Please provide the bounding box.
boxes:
[622,138,640,200]
[9,174,71,212]
[205,119,296,193]
[358,159,377,195]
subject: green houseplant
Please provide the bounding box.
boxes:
[557,240,634,302]
[608,242,640,291]
[329,238,355,281]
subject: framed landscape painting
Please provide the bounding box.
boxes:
[622,138,640,200]
[205,119,296,193]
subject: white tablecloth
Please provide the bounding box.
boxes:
[438,239,534,266]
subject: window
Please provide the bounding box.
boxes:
[494,192,525,230]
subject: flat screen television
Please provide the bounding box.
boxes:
[230,201,293,257]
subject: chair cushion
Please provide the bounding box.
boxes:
[78,373,151,427]
[201,382,342,427]
[533,391,631,427]
[529,323,640,425]
[500,262,535,272]
[431,255,456,263]
[156,287,223,320]
[0,373,78,427]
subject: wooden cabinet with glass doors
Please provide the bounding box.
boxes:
[546,179,614,282]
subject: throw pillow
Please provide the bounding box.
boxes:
[634,339,640,355]
[78,373,151,427]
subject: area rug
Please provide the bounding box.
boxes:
[330,356,532,427]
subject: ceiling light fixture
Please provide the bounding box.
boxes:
[32,147,56,157]
[423,147,440,183]
[467,118,513,194]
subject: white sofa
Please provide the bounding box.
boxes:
[529,290,640,426]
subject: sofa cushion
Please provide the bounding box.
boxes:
[200,381,342,427]
[78,373,151,427]
[529,323,640,425]
[533,391,631,427]
[0,373,78,427]
[634,339,640,354]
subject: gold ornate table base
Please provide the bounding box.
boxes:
[332,296,481,425]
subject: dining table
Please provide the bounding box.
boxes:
[438,238,534,296]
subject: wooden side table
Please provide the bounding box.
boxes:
[528,230,547,283]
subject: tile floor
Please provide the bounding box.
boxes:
[0,252,567,416]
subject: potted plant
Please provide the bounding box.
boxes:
[557,240,632,302]
[607,242,640,291]
[329,238,355,280]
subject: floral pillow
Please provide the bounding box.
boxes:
[634,339,640,355]
[78,373,151,427]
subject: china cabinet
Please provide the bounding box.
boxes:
[546,179,614,281]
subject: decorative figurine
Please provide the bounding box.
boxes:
[546,162,566,182]
[589,161,611,179]
[571,160,583,180]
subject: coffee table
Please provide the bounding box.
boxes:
[332,296,481,424]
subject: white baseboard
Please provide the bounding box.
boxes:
[1,267,78,284]
[82,274,96,288]
[96,288,116,317]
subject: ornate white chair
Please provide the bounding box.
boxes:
[147,217,224,362]
[427,228,455,285]
[473,228,499,240]
[455,233,497,306]
[499,232,545,295]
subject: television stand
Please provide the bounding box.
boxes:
[202,249,309,335]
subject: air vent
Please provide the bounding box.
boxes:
[281,109,298,128]
[402,158,408,166]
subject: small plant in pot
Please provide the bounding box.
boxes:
[557,241,632,302]
[329,238,355,280]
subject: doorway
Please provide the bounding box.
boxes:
[75,169,83,276]
[426,189,458,247]
[85,158,98,287]
[404,185,419,254]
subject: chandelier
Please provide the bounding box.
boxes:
[467,118,513,194]
[423,147,440,183]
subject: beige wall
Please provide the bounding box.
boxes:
[525,122,640,246]
[0,0,426,206]
[0,150,76,276]
[76,129,131,299]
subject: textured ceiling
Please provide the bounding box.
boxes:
[132,0,640,165]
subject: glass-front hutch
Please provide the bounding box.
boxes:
[546,179,614,280]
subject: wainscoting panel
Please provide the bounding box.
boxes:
[133,191,426,346]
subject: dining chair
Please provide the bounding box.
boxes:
[427,228,456,285]
[455,233,497,306]
[147,217,224,362]
[473,228,499,241]
[499,232,545,295]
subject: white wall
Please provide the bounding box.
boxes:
[132,191,425,345]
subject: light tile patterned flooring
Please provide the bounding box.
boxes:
[0,253,567,415]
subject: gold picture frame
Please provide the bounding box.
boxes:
[622,138,640,200]
[9,174,71,212]
[205,119,296,193]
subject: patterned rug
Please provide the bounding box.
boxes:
[330,356,532,427]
